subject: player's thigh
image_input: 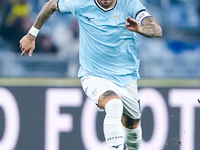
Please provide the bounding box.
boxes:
[98,90,120,109]
[122,113,140,129]
[121,80,141,120]
[81,76,119,109]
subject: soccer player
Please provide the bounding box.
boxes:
[19,0,162,149]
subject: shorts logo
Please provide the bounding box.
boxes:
[92,90,97,96]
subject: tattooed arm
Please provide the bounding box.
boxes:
[126,16,162,38]
[139,17,162,38]
[20,0,58,56]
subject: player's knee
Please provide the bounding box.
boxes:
[100,90,120,100]
[122,114,140,129]
[104,99,123,119]
[98,90,120,109]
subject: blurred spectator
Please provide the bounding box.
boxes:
[0,0,7,14]
[69,19,79,40]
[0,0,31,51]
[67,19,79,77]
[0,0,199,78]
[198,1,200,17]
[35,35,58,53]
[0,0,58,53]
[170,0,181,4]
[52,18,79,77]
[0,0,7,46]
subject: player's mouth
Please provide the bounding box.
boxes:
[101,0,110,3]
[101,0,113,6]
[97,0,115,9]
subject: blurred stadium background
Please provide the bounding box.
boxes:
[0,0,200,150]
[0,0,200,78]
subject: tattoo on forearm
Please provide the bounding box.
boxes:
[33,0,57,29]
[102,90,117,99]
[26,33,35,41]
[140,17,162,38]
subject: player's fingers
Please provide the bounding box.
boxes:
[21,50,27,56]
[19,38,24,45]
[126,16,131,21]
[127,17,135,23]
[126,17,132,27]
[126,22,130,26]
[126,19,131,24]
[29,49,34,57]
[20,45,24,51]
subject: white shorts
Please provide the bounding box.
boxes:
[81,76,141,119]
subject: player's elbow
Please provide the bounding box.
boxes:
[157,26,162,37]
[46,0,58,12]
[151,26,162,38]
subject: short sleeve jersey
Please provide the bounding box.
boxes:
[58,0,146,87]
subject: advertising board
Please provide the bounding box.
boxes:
[0,79,200,150]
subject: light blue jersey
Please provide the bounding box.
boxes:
[58,0,146,87]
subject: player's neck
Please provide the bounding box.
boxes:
[96,0,117,10]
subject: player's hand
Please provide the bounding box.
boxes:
[126,17,141,33]
[20,34,36,57]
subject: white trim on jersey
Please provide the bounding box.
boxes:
[95,0,116,12]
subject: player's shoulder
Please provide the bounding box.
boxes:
[118,0,142,8]
[74,0,97,13]
[74,0,92,4]
[73,0,93,8]
[125,0,142,4]
[59,0,88,5]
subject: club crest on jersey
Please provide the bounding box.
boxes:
[112,13,122,24]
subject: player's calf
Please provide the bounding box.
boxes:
[104,99,124,150]
[123,123,142,150]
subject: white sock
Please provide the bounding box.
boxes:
[124,124,142,150]
[103,99,124,150]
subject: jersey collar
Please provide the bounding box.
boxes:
[94,0,117,12]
